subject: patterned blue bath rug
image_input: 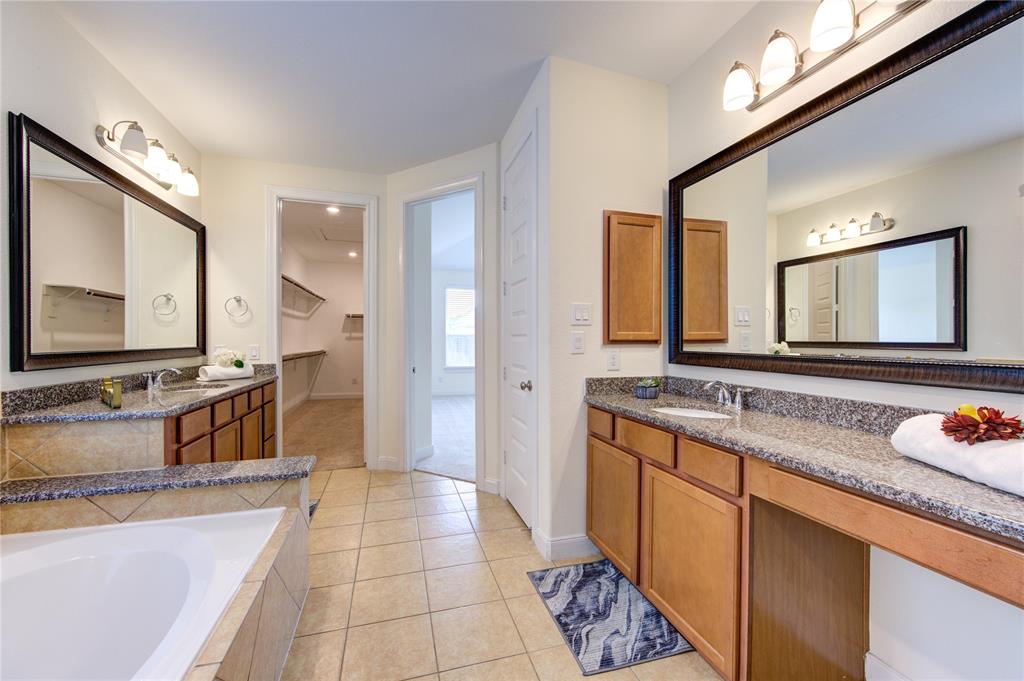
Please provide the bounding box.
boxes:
[528,559,693,675]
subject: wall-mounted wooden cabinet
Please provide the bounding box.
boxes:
[604,210,662,344]
[682,218,728,342]
[164,380,277,465]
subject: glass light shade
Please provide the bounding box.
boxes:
[760,31,800,86]
[810,0,856,53]
[160,153,182,184]
[177,168,199,197]
[806,229,821,247]
[326,205,341,214]
[722,62,757,111]
[119,122,148,160]
[348,251,359,258]
[823,224,842,243]
[868,211,885,233]
[843,218,862,239]
[143,140,169,175]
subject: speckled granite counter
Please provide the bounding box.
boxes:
[586,391,1024,545]
[0,375,276,426]
[0,455,315,504]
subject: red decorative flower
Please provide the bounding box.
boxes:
[941,406,1023,445]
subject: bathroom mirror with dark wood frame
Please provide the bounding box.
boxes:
[8,113,207,371]
[667,2,1024,393]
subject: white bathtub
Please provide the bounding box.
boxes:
[1,506,285,681]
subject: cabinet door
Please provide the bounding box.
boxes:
[263,434,277,459]
[682,218,728,342]
[604,210,662,343]
[586,436,640,582]
[178,435,212,465]
[212,421,241,463]
[642,463,740,681]
[263,401,276,440]
[241,410,262,460]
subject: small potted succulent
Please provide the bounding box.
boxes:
[635,377,661,400]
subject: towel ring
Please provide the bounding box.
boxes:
[152,293,177,316]
[225,295,250,318]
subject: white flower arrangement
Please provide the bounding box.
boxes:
[767,341,791,356]
[214,348,247,369]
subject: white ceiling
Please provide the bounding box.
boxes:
[766,19,1024,215]
[282,200,365,263]
[56,1,754,174]
[430,189,474,271]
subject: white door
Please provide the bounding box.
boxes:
[501,126,538,528]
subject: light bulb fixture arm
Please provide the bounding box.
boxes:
[95,124,173,190]
[104,120,139,142]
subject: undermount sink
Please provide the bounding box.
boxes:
[652,407,732,420]
[161,382,228,392]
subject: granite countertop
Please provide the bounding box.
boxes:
[586,392,1024,545]
[0,456,315,504]
[0,375,277,426]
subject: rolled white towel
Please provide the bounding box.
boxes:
[891,413,1024,497]
[198,364,255,382]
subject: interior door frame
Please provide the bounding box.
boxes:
[499,110,539,528]
[400,173,486,486]
[266,185,379,465]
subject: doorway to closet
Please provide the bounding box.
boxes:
[406,187,479,482]
[279,199,366,471]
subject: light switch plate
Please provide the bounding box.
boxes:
[740,331,752,351]
[570,303,593,326]
[606,348,620,371]
[734,306,751,327]
[247,344,260,360]
[570,331,585,354]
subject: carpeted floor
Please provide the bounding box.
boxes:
[283,399,364,472]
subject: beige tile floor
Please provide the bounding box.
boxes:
[285,467,723,681]
[284,400,364,471]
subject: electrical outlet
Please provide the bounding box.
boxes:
[247,344,260,360]
[570,331,585,354]
[740,331,752,351]
[606,348,620,371]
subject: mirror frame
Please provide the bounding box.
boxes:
[776,226,967,351]
[8,112,207,371]
[667,2,1024,393]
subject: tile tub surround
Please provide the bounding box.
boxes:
[1,455,315,504]
[187,506,309,681]
[585,390,1024,545]
[0,460,312,534]
[1,373,278,426]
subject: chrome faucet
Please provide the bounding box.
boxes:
[703,381,754,411]
[148,367,182,401]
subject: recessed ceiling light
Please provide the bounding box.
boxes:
[326,206,340,215]
[348,251,358,258]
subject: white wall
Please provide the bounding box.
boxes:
[382,144,500,483]
[775,137,1024,360]
[0,1,202,392]
[666,3,1023,679]
[307,260,364,400]
[432,269,476,396]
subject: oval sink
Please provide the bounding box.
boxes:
[652,407,731,420]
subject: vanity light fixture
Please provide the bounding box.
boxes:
[842,217,862,240]
[326,206,341,215]
[760,31,801,87]
[348,250,359,258]
[722,0,925,112]
[810,0,857,53]
[723,62,759,111]
[808,213,895,247]
[96,120,199,196]
[862,211,896,235]
[823,223,843,243]
[806,228,821,247]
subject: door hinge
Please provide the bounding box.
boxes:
[412,366,416,374]
[503,450,507,464]
[502,196,507,210]
[503,281,508,296]
[503,366,507,380]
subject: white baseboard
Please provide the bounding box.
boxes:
[531,528,599,562]
[864,653,913,681]
[373,455,402,472]
[477,477,500,495]
[309,392,363,400]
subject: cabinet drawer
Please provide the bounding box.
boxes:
[679,438,742,497]
[587,407,614,439]
[263,401,276,440]
[249,388,263,406]
[262,383,276,403]
[233,393,249,416]
[179,407,211,444]
[212,399,233,428]
[179,435,212,465]
[615,417,675,467]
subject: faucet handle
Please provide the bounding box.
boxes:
[733,387,754,410]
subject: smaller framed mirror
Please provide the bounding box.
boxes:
[777,226,965,351]
[8,113,207,371]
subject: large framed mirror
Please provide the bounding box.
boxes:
[668,3,1023,393]
[8,113,206,371]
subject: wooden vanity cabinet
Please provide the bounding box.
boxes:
[642,463,740,680]
[586,436,640,581]
[164,380,277,465]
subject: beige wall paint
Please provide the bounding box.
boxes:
[0,1,202,391]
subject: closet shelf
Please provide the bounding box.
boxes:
[44,283,126,302]
[282,349,327,363]
[281,274,326,303]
